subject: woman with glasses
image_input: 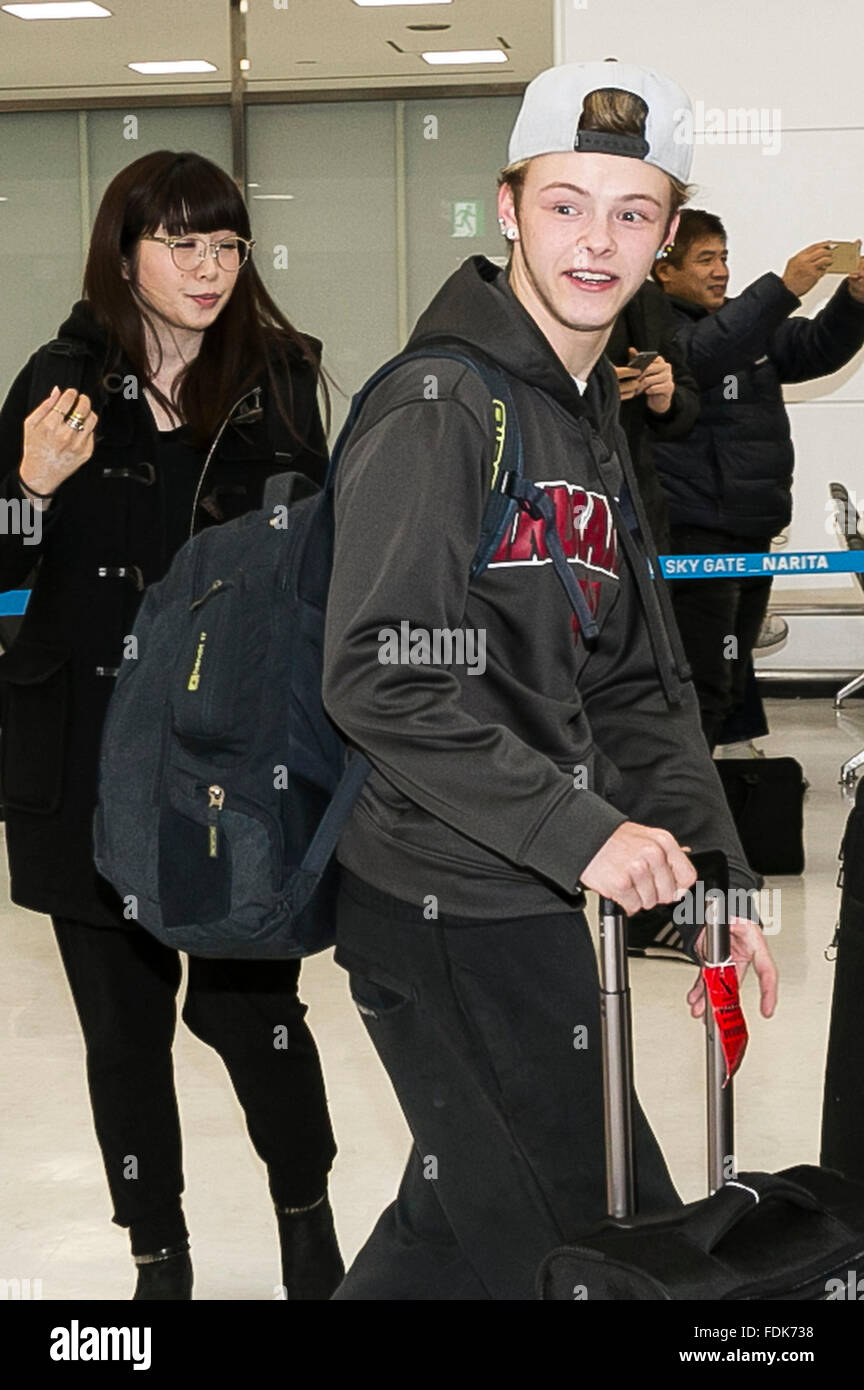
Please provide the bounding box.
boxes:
[0,151,342,1300]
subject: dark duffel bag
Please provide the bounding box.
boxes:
[538,1165,864,1300]
[538,851,864,1300]
[715,757,805,875]
[821,777,864,1182]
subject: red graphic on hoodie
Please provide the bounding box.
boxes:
[487,481,619,635]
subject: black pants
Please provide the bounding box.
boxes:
[668,526,773,752]
[53,916,337,1255]
[331,871,680,1301]
[717,658,769,745]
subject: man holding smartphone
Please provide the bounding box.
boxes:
[323,64,777,1301]
[652,211,864,752]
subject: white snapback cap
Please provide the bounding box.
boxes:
[508,60,694,184]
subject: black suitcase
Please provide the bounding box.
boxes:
[627,761,806,956]
[715,757,805,875]
[537,852,864,1300]
[821,778,864,1182]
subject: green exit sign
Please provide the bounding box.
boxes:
[452,200,484,238]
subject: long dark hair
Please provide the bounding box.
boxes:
[82,150,329,450]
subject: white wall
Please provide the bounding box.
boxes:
[556,0,864,672]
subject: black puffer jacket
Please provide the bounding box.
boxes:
[0,299,327,925]
[606,279,700,552]
[652,275,864,537]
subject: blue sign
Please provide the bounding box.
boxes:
[659,551,864,579]
[0,589,29,616]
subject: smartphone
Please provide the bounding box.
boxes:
[826,241,861,275]
[628,350,659,374]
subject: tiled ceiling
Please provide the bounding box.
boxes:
[0,0,553,104]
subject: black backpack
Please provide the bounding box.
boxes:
[26,336,102,415]
[94,349,599,959]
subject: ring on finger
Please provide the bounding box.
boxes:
[66,410,87,432]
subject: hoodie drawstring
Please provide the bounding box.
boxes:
[582,423,686,706]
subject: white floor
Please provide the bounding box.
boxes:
[1,697,861,1301]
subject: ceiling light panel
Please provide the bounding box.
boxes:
[128,60,217,75]
[422,49,507,65]
[1,2,111,16]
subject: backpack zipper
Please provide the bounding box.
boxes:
[190,577,227,613]
[207,784,225,857]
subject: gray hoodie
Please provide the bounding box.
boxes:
[322,256,761,924]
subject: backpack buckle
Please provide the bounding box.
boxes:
[97,565,144,592]
[509,477,549,522]
[102,462,156,487]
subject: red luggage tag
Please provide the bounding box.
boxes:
[702,961,748,1085]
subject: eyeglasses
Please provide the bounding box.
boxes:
[141,234,256,272]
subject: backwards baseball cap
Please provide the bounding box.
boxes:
[508,60,693,185]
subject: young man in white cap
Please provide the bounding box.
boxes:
[322,62,778,1301]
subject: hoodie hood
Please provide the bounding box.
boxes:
[408,255,623,438]
[56,299,110,353]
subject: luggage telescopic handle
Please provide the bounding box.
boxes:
[703,874,734,1196]
[599,897,636,1220]
[598,850,732,1221]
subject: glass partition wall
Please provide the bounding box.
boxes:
[0,95,519,430]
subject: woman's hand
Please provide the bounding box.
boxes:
[19,386,98,497]
[686,916,779,1021]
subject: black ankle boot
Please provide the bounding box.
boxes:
[132,1242,193,1300]
[276,1195,344,1300]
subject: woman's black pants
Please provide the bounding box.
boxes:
[52,916,337,1256]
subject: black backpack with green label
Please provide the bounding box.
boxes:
[93,349,599,959]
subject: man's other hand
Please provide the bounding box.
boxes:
[687,916,779,1021]
[846,252,864,303]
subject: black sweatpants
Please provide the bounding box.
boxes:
[668,526,773,752]
[331,870,680,1301]
[53,916,337,1255]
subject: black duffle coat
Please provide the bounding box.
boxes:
[0,298,327,925]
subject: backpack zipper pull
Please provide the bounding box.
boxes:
[207,784,225,857]
[190,578,225,613]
